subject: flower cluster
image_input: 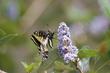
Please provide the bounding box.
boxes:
[57,22,78,63]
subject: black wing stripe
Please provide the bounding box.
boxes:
[48,39,53,48]
[31,35,42,52]
[31,37,38,46]
[31,35,41,47]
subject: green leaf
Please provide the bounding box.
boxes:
[21,62,35,73]
[26,63,35,73]
[37,48,59,73]
[78,46,97,58]
[54,61,73,72]
[21,61,28,69]
[0,34,18,45]
[98,0,110,18]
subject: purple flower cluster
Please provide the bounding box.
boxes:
[58,22,78,63]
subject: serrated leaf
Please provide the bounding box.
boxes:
[78,47,97,58]
[0,34,18,45]
[37,48,59,73]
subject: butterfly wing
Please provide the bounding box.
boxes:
[31,31,49,61]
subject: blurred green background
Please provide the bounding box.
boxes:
[0,0,110,73]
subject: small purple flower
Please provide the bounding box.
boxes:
[57,22,78,63]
